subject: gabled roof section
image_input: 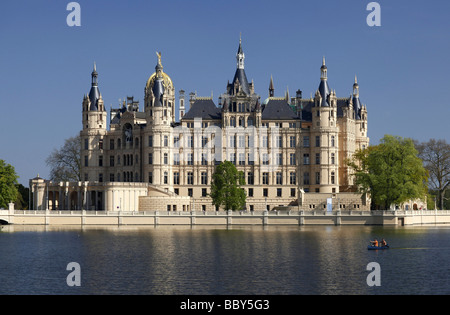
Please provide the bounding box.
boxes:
[262,98,299,120]
[231,68,250,95]
[182,98,222,120]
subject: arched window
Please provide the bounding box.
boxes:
[331,136,335,147]
[331,172,335,184]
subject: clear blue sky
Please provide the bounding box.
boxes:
[1,0,449,185]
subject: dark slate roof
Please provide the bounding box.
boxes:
[231,68,250,95]
[262,99,298,120]
[152,77,165,107]
[88,85,100,111]
[318,80,331,107]
[183,99,222,120]
[353,96,362,120]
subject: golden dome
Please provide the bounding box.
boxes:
[145,51,173,92]
[146,71,173,91]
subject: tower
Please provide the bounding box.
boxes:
[143,52,175,190]
[80,63,107,184]
[179,89,186,120]
[269,75,274,97]
[312,57,339,194]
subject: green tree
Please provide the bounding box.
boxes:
[0,159,19,209]
[210,161,246,211]
[46,135,81,182]
[348,135,428,210]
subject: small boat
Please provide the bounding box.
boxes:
[367,244,389,250]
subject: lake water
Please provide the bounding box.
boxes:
[1,225,450,295]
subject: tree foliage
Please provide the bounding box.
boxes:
[348,135,428,209]
[415,139,449,210]
[210,161,246,211]
[46,135,81,182]
[0,159,19,209]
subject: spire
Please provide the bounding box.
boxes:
[236,34,245,69]
[285,86,290,104]
[91,61,98,87]
[317,57,331,107]
[155,51,163,77]
[353,75,359,97]
[352,75,362,119]
[269,75,274,97]
[89,62,100,110]
[320,56,327,81]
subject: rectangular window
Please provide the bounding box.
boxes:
[315,136,320,147]
[173,136,180,148]
[276,172,282,185]
[239,153,245,165]
[303,136,310,148]
[110,156,114,167]
[304,172,310,185]
[290,153,296,165]
[263,188,268,197]
[148,153,153,165]
[316,153,320,165]
[238,135,245,148]
[290,136,296,148]
[164,135,168,147]
[277,153,283,165]
[262,172,269,185]
[202,188,207,197]
[201,153,207,165]
[290,188,296,197]
[262,153,269,165]
[277,188,282,197]
[187,172,194,185]
[110,173,115,182]
[99,139,103,150]
[201,172,208,185]
[248,188,254,197]
[84,139,89,150]
[303,154,310,165]
[109,139,114,150]
[247,172,254,185]
[148,135,153,147]
[187,153,193,165]
[148,172,153,184]
[290,172,296,185]
[173,172,180,185]
[315,172,321,185]
[84,155,88,167]
[174,153,180,165]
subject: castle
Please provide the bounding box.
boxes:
[30,38,370,212]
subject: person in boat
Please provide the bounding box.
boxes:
[370,239,379,247]
[381,239,387,247]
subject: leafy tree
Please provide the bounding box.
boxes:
[46,135,81,182]
[415,139,449,210]
[210,161,246,211]
[348,135,428,210]
[0,159,19,209]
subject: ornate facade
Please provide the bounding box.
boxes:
[31,38,370,212]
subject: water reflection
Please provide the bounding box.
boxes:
[1,225,450,294]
